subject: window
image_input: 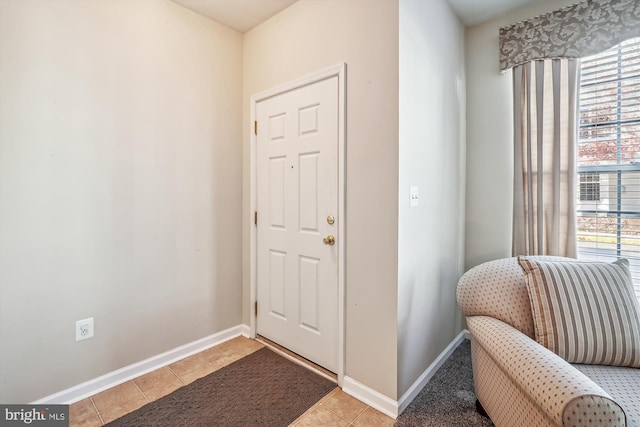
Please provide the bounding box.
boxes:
[577,37,640,300]
[579,172,600,201]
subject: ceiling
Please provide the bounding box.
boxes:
[171,0,298,33]
[171,0,543,34]
[447,0,542,25]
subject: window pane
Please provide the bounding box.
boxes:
[577,37,640,301]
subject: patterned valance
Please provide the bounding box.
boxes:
[499,0,640,72]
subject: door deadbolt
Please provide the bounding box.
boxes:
[326,215,335,225]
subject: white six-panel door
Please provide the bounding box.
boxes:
[256,76,339,372]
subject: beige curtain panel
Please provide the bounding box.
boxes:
[512,59,580,258]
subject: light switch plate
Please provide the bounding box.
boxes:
[410,186,419,207]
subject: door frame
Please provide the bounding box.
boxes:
[249,64,346,386]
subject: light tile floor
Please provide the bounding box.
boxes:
[69,336,395,427]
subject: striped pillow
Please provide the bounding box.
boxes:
[518,257,640,367]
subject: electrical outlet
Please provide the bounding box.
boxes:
[76,318,94,342]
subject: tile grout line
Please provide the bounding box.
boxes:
[89,397,105,426]
[131,379,150,403]
[327,405,367,426]
[168,365,186,385]
[320,393,369,426]
[351,406,370,426]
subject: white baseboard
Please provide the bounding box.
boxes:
[397,329,468,415]
[342,376,399,419]
[33,324,251,405]
[341,330,468,420]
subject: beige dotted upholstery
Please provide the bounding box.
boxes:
[472,333,558,426]
[459,257,635,427]
[573,364,639,426]
[457,256,570,339]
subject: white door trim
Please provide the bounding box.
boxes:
[249,63,346,386]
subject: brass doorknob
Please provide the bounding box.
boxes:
[323,235,335,245]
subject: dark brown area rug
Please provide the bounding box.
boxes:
[105,347,336,427]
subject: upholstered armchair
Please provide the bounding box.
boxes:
[457,256,640,427]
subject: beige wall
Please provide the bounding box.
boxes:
[2,0,566,405]
[464,0,581,270]
[243,0,400,399]
[397,0,466,397]
[0,0,243,403]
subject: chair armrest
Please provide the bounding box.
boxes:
[468,316,626,426]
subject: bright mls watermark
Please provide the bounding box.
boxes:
[0,405,68,426]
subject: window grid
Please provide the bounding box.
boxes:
[579,172,601,201]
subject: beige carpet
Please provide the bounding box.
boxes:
[395,339,494,427]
